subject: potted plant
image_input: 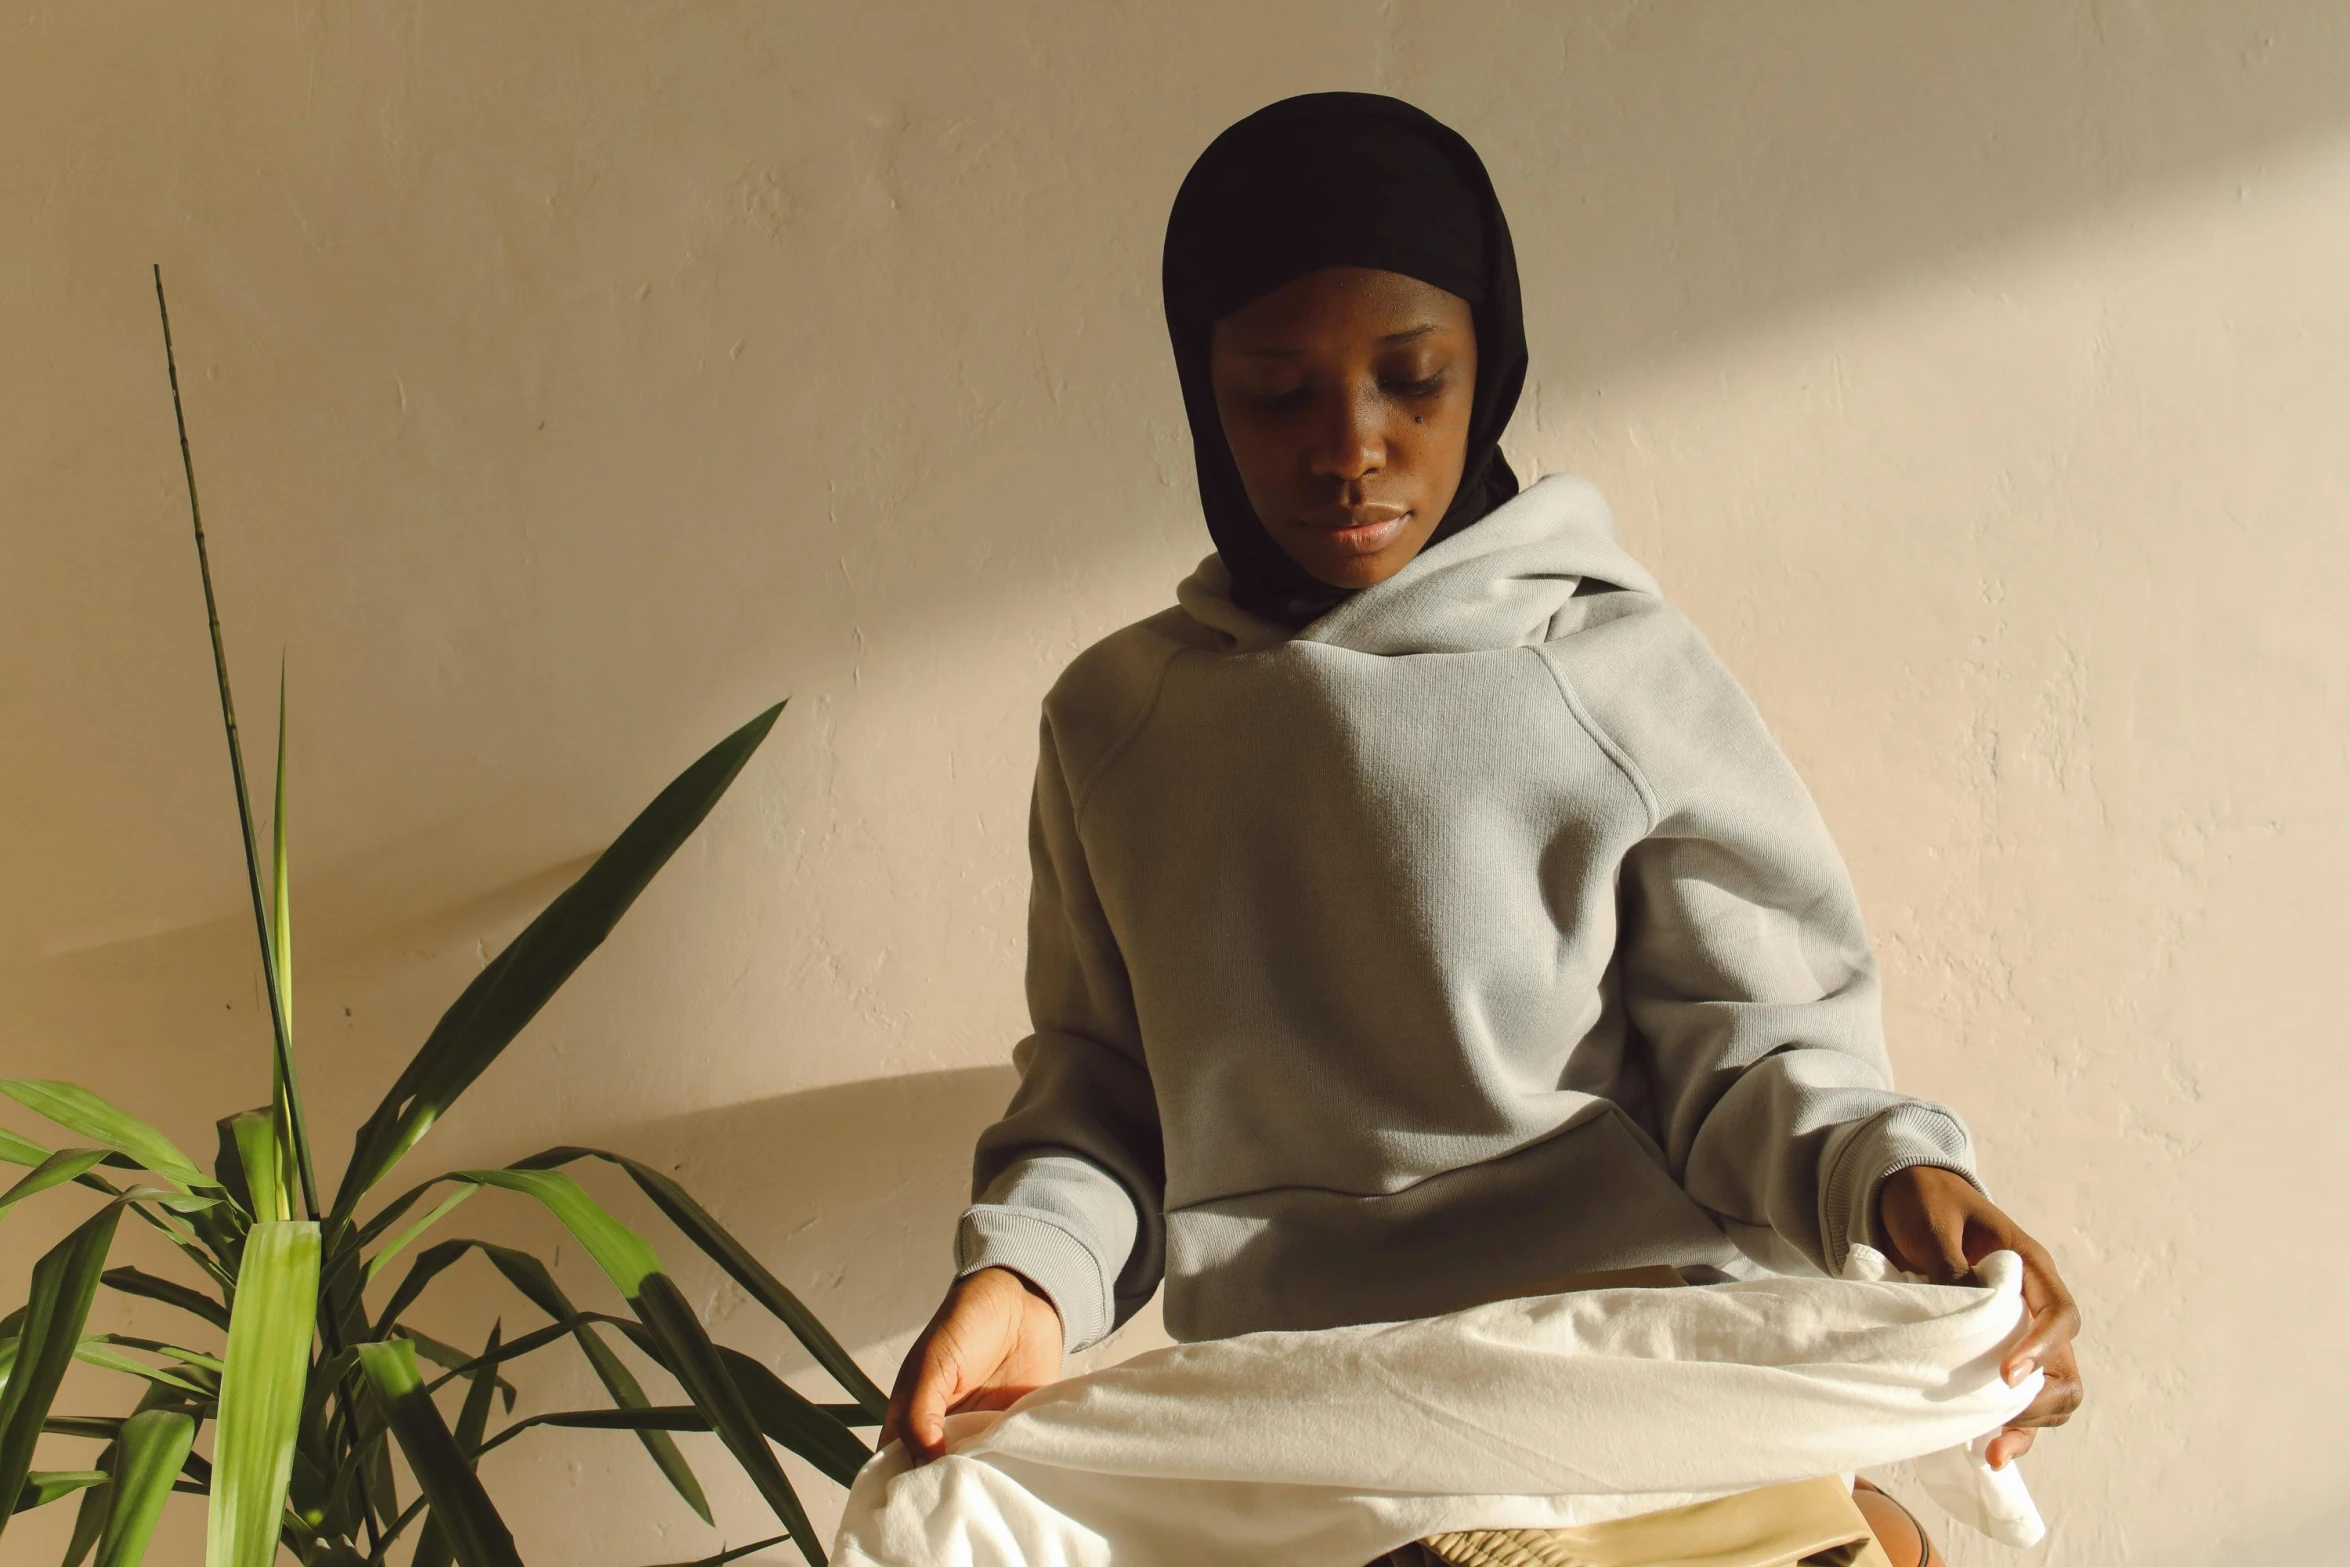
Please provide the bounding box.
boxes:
[0,272,874,1567]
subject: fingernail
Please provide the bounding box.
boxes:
[2004,1358,2038,1386]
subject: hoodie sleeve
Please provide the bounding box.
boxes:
[1553,600,1981,1275]
[956,709,1166,1352]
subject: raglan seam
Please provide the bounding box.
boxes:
[1067,641,1189,829]
[1533,647,1663,831]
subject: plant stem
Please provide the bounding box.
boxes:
[151,264,321,1226]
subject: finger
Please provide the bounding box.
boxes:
[955,1382,1048,1416]
[901,1332,974,1464]
[1926,1207,1973,1285]
[1986,1424,2036,1469]
[2012,1358,2084,1428]
[882,1339,927,1454]
[2005,1283,2083,1385]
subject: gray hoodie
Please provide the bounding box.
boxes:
[958,475,1978,1351]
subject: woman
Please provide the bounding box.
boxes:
[883,93,2082,1564]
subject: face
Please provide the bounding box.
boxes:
[1209,266,1477,591]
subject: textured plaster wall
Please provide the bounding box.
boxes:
[4,3,2345,1562]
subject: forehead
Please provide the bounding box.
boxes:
[1211,266,1472,353]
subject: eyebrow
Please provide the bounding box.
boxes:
[1234,322,1446,358]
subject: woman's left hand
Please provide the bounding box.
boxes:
[1876,1165,2084,1468]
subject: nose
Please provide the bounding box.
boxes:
[1303,382,1384,485]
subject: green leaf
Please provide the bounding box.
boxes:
[94,1408,195,1567]
[482,1405,707,1446]
[390,1330,514,1413]
[452,1324,502,1456]
[0,1128,49,1167]
[225,1112,283,1227]
[61,1446,112,1566]
[71,1341,210,1399]
[270,669,293,1045]
[522,1147,887,1420]
[411,1319,507,1567]
[354,1340,522,1567]
[155,268,318,1226]
[87,1337,224,1375]
[210,1115,256,1221]
[373,1233,715,1526]
[332,702,784,1217]
[458,1170,660,1293]
[99,1269,229,1332]
[447,1185,719,1514]
[0,1086,206,1192]
[459,1173,820,1559]
[0,1204,123,1548]
[643,1535,793,1567]
[205,1220,318,1567]
[370,1239,477,1336]
[572,1319,712,1524]
[363,1186,472,1284]
[263,670,318,1224]
[714,1346,870,1488]
[0,1150,111,1217]
[634,1274,824,1567]
[15,1470,107,1513]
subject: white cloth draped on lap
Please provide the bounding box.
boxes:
[834,1249,2047,1567]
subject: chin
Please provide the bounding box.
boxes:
[1299,551,1408,590]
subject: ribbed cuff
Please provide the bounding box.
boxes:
[955,1204,1115,1352]
[1819,1102,1983,1271]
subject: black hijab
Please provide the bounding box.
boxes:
[1162,93,1528,626]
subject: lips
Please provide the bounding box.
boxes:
[1297,502,1410,555]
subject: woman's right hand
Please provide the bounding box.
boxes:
[882,1266,1066,1463]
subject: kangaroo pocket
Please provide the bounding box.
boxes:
[1161,1111,1747,1342]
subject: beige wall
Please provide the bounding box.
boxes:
[5,3,2344,1561]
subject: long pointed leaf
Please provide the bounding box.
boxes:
[410,1319,506,1567]
[100,1270,229,1332]
[632,1274,825,1566]
[0,1128,49,1167]
[469,1240,713,1525]
[61,1446,111,1566]
[0,1086,205,1192]
[94,1409,194,1567]
[0,1150,112,1216]
[572,1320,713,1524]
[460,1172,821,1559]
[71,1342,210,1399]
[15,1471,107,1512]
[521,1146,886,1419]
[374,1232,714,1525]
[205,1221,318,1567]
[714,1346,869,1487]
[211,1116,256,1221]
[459,1169,659,1289]
[270,669,293,1044]
[0,1204,123,1548]
[333,701,783,1218]
[644,1534,793,1567]
[153,268,318,1225]
[226,1113,283,1227]
[480,1405,708,1452]
[364,1188,472,1284]
[354,1340,522,1567]
[265,672,317,1221]
[390,1330,514,1411]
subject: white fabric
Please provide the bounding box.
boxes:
[835,1249,2046,1567]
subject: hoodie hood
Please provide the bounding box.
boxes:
[1174,474,1660,657]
